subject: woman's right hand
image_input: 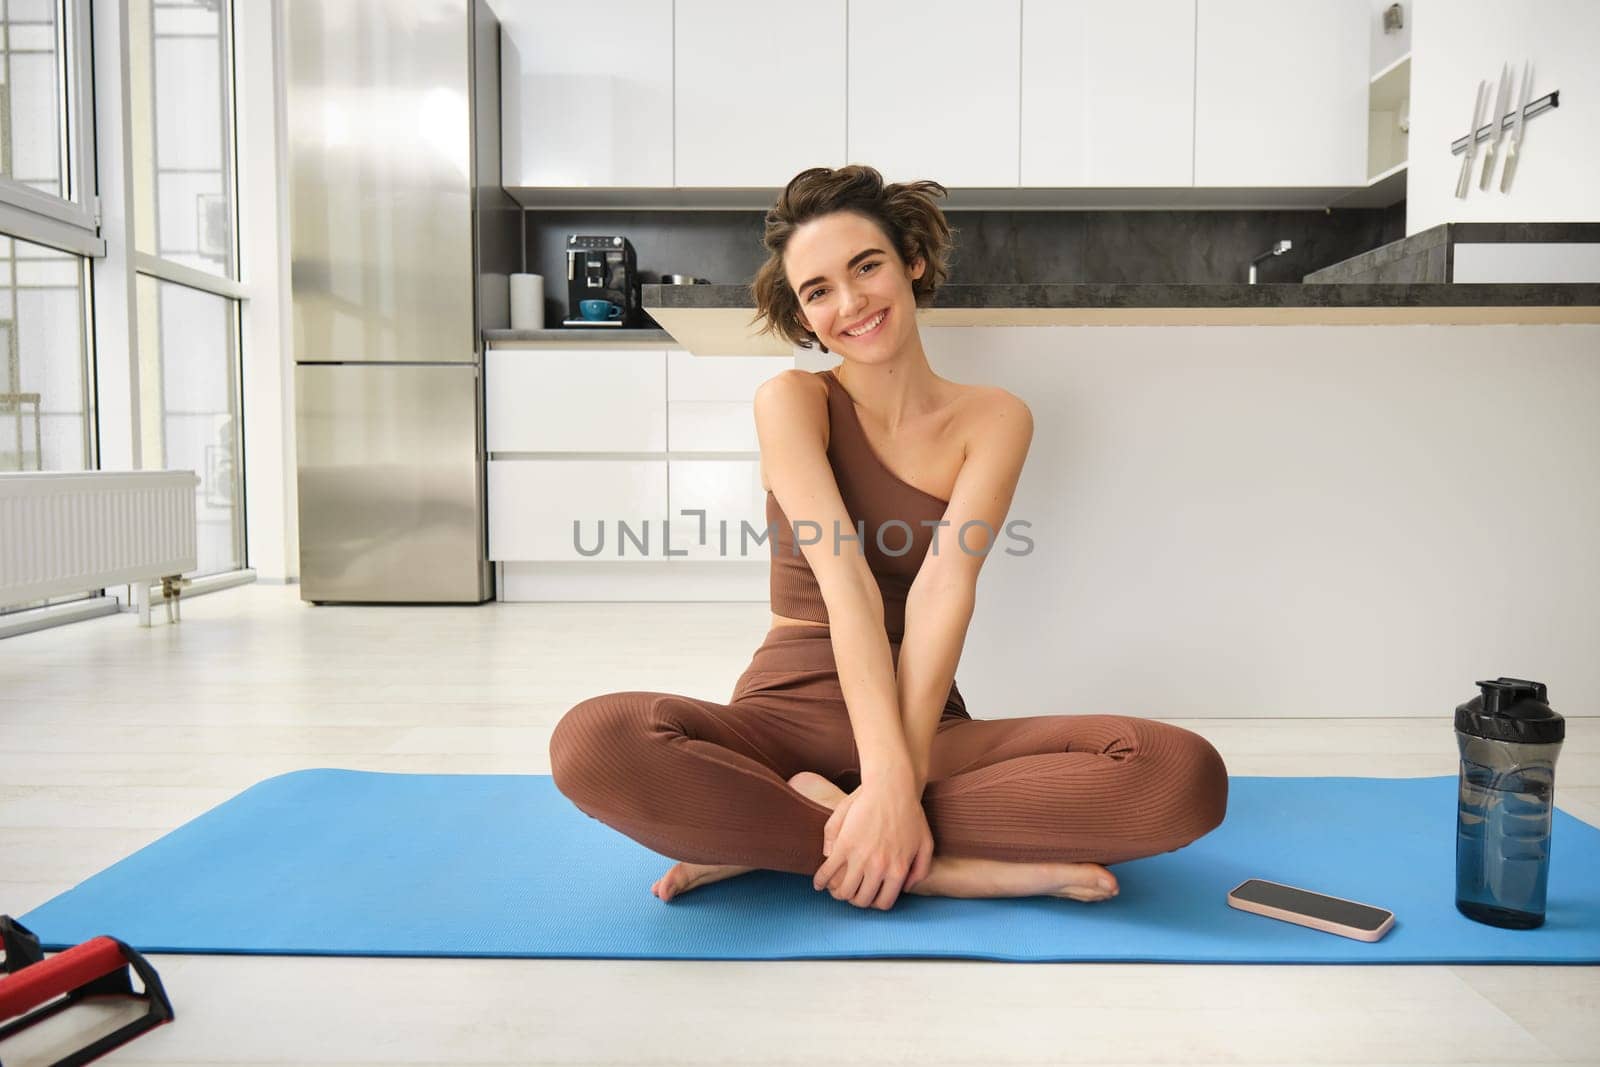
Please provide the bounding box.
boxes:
[813,776,934,910]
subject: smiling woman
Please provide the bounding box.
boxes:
[549,164,1231,915]
[748,165,953,354]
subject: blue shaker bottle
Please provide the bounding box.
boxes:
[1454,677,1566,929]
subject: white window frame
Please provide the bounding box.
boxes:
[0,0,104,256]
[128,0,243,299]
[123,0,248,573]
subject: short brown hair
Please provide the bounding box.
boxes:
[749,165,954,353]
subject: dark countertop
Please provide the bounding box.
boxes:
[640,281,1600,311]
[634,280,1600,354]
[484,327,675,346]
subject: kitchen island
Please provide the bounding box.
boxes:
[642,280,1600,355]
[570,276,1600,721]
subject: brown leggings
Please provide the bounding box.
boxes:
[549,623,1229,876]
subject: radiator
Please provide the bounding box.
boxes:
[0,471,199,607]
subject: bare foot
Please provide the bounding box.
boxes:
[903,856,1119,903]
[651,771,1120,904]
[651,771,844,902]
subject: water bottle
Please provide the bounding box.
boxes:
[1454,677,1566,929]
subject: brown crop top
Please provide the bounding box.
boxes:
[765,368,951,641]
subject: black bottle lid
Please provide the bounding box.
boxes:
[1455,677,1565,744]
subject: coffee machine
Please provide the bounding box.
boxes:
[564,234,641,327]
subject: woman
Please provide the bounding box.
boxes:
[549,165,1228,911]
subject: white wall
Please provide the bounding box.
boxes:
[803,323,1600,720]
[1409,0,1600,233]
[238,0,296,582]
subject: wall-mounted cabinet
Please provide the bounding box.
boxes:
[674,0,847,187]
[1193,0,1368,187]
[1021,0,1195,187]
[498,0,673,187]
[847,0,1022,188]
[500,0,1375,204]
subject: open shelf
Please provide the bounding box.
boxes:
[1371,52,1411,101]
[1368,52,1410,187]
[1368,160,1407,185]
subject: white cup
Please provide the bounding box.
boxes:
[510,273,544,330]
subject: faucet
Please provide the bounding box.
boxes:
[1248,240,1293,284]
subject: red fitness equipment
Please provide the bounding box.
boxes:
[0,915,174,1067]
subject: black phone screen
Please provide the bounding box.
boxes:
[1232,879,1390,930]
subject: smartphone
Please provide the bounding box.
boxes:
[1227,878,1395,942]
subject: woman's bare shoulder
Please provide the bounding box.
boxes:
[755,369,830,435]
[754,370,831,493]
[758,367,829,400]
[951,381,1030,430]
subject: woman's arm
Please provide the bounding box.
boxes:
[897,390,1034,791]
[753,372,912,787]
[898,582,974,792]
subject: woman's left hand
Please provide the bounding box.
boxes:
[812,777,933,910]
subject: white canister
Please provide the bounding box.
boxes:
[510,273,544,330]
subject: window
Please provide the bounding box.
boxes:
[135,273,242,574]
[1,0,66,198]
[0,0,96,229]
[130,0,236,280]
[2,0,246,625]
[128,0,244,579]
[0,0,97,618]
[0,0,96,475]
[0,234,89,471]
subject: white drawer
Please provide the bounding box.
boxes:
[489,458,669,562]
[487,349,666,453]
[667,351,790,452]
[667,350,790,401]
[666,458,769,563]
[668,402,760,452]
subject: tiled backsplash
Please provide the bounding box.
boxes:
[521,203,1405,302]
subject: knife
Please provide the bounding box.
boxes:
[1479,63,1512,190]
[1500,60,1533,193]
[1455,80,1488,199]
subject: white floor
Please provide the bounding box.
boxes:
[1,582,1596,1067]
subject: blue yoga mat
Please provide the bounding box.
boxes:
[19,770,1600,963]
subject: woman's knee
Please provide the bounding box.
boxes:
[1189,732,1230,831]
[548,692,647,801]
[1113,718,1228,839]
[1159,725,1230,840]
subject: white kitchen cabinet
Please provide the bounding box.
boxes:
[498,1,673,187]
[485,345,792,569]
[486,349,665,453]
[847,0,1022,187]
[674,0,846,187]
[666,350,788,451]
[1020,0,1195,187]
[489,458,669,562]
[1193,0,1367,187]
[667,459,768,563]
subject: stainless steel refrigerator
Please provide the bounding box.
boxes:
[287,0,516,603]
